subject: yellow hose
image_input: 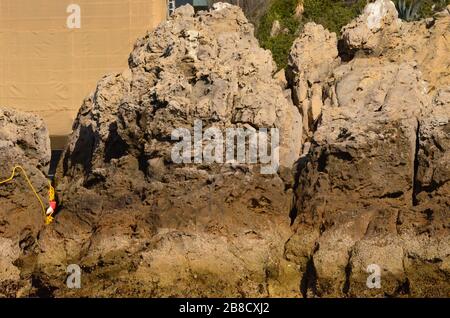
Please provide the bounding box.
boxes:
[0,165,52,223]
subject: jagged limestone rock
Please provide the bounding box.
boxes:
[287,58,449,297]
[30,4,303,297]
[0,107,51,296]
[287,22,340,138]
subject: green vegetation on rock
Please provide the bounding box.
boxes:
[255,0,449,69]
[257,0,300,69]
[398,0,450,20]
[256,0,367,69]
[302,0,367,34]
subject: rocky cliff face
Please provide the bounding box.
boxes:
[286,60,449,297]
[0,2,448,298]
[341,0,450,93]
[286,0,450,297]
[16,4,303,297]
[0,108,51,296]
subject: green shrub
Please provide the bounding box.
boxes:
[302,0,367,34]
[396,0,423,20]
[256,0,367,69]
[395,0,450,21]
[255,0,449,70]
[416,0,450,18]
[257,0,300,69]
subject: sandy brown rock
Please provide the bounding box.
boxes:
[24,4,303,297]
[287,23,340,139]
[414,86,450,224]
[286,56,449,297]
[1,2,448,299]
[0,107,51,297]
[341,0,401,55]
[284,1,450,297]
[294,2,304,19]
[270,20,282,37]
[341,0,450,95]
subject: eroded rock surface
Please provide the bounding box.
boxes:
[341,1,450,94]
[285,2,450,297]
[0,107,51,297]
[23,4,303,297]
[291,1,450,139]
[1,2,448,298]
[287,22,340,139]
[341,0,401,55]
[287,60,449,297]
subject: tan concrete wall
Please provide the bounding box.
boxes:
[0,0,167,138]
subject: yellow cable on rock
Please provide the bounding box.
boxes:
[46,180,56,225]
[0,165,54,225]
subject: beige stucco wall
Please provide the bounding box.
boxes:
[0,0,167,139]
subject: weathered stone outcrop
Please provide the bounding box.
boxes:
[285,1,450,297]
[1,2,448,298]
[286,59,449,297]
[287,22,340,139]
[291,1,450,140]
[415,87,450,220]
[341,1,450,94]
[0,107,51,297]
[341,0,401,55]
[22,4,303,297]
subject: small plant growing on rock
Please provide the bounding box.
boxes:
[395,0,423,21]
